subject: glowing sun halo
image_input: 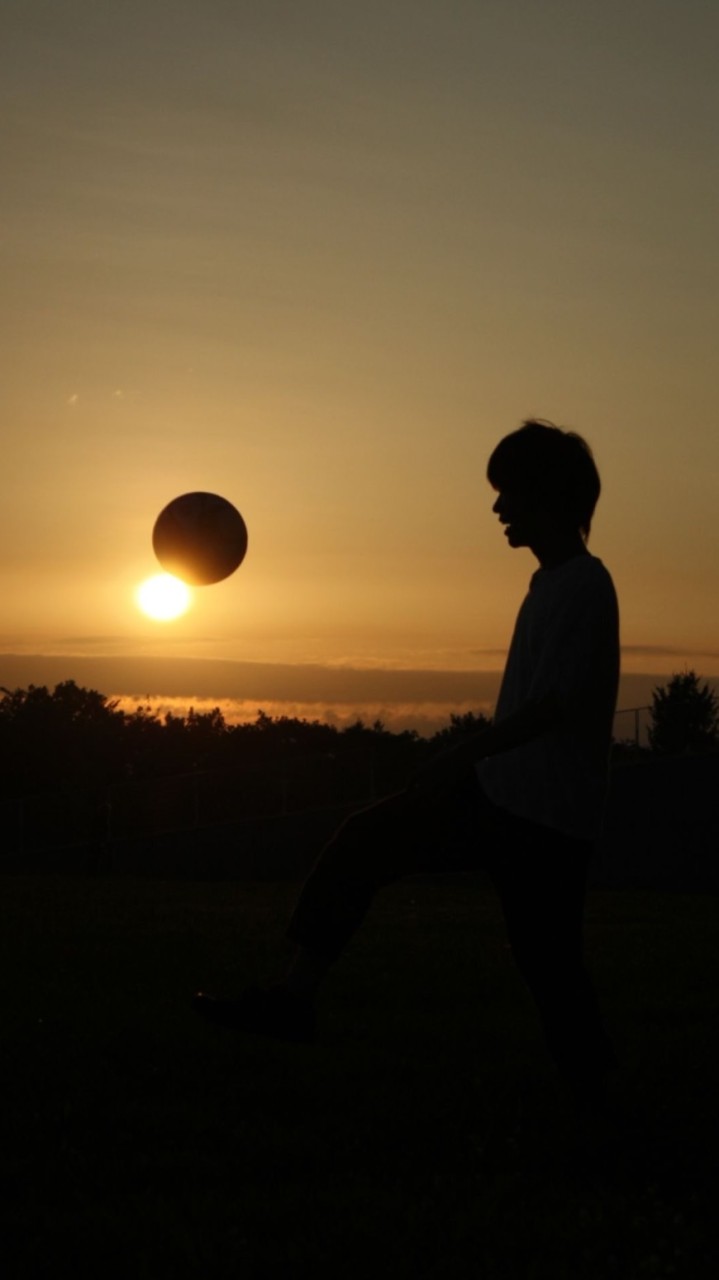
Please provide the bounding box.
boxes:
[136,574,192,621]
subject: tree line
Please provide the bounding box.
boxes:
[0,680,487,802]
[0,669,717,804]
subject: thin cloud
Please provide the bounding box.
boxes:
[622,644,719,662]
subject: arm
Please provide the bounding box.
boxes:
[410,692,563,797]
[463,691,563,759]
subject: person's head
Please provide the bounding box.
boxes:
[487,419,601,547]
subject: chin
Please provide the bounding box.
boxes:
[505,528,527,548]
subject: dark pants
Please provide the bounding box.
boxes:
[287,774,616,1088]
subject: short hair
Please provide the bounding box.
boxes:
[487,419,601,540]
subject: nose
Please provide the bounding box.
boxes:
[492,494,504,515]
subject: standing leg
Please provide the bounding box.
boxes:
[489,818,617,1105]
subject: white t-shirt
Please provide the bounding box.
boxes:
[476,553,620,840]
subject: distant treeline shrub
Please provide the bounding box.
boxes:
[0,680,492,801]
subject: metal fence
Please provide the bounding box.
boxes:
[613,704,651,747]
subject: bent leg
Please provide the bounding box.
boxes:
[286,774,488,964]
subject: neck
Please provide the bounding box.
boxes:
[531,529,589,570]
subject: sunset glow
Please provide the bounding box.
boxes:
[2,1,718,729]
[136,575,191,623]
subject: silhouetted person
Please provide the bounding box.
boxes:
[194,420,620,1113]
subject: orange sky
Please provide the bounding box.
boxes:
[2,1,718,734]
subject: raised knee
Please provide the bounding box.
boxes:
[320,809,376,876]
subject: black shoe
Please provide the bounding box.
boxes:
[192,984,316,1044]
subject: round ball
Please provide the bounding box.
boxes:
[152,492,248,585]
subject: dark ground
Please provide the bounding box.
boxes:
[1,873,717,1278]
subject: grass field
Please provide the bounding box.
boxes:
[1,873,717,1278]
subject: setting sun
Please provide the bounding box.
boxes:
[136,574,192,622]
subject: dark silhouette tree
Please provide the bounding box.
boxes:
[0,680,126,793]
[0,681,491,823]
[648,670,719,756]
[429,710,493,753]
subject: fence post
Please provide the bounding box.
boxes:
[105,786,113,842]
[193,769,200,828]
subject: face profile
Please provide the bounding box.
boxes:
[492,483,590,566]
[492,487,538,549]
